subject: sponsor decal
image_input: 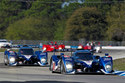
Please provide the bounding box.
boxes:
[40,53,46,55]
[103,58,111,61]
[64,55,70,58]
[65,58,72,61]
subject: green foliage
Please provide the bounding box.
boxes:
[6,17,54,40]
[24,0,62,18]
[0,0,125,41]
[84,0,102,7]
[53,2,84,40]
[54,20,66,40]
[106,3,125,41]
[62,3,83,18]
[23,0,65,40]
[0,0,30,38]
[64,7,107,40]
[84,0,122,14]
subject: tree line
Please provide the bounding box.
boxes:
[0,0,125,41]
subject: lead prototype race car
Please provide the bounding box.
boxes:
[49,50,113,74]
[4,45,48,66]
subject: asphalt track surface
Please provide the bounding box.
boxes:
[0,49,125,83]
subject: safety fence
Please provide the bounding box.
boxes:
[10,40,125,46]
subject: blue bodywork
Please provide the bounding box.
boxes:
[4,46,48,66]
[50,50,113,74]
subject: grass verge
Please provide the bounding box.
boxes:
[113,58,125,71]
[0,48,18,52]
[0,48,6,52]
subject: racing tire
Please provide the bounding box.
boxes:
[50,59,55,73]
[60,60,66,74]
[49,59,52,71]
[4,56,8,66]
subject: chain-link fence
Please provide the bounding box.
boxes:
[11,40,79,46]
[11,40,125,46]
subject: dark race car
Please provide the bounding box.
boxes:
[49,50,113,74]
[4,46,48,66]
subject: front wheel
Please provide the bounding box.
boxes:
[4,56,8,66]
[50,59,55,73]
[60,60,66,74]
[49,59,52,71]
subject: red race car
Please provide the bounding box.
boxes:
[78,44,92,50]
[42,42,65,52]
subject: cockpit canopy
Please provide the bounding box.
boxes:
[19,48,34,55]
[73,51,93,60]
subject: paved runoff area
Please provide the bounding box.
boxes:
[0,49,125,83]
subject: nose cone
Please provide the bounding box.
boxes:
[24,55,32,60]
[83,60,93,67]
[76,60,93,67]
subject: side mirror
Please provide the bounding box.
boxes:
[105,53,109,56]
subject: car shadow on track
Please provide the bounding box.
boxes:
[0,63,50,68]
[52,71,114,76]
[0,81,85,83]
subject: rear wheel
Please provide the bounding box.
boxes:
[49,59,52,71]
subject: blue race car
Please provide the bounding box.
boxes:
[4,45,48,66]
[49,50,113,74]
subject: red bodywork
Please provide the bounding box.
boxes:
[42,42,65,52]
[78,44,92,50]
[83,45,92,50]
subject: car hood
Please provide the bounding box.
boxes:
[75,59,93,66]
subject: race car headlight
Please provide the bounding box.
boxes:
[59,47,62,50]
[66,62,73,71]
[78,46,82,49]
[105,65,112,72]
[41,58,46,63]
[43,47,46,51]
[9,57,15,63]
[43,47,46,50]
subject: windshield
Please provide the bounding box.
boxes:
[74,52,93,60]
[20,49,34,55]
[9,51,16,55]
